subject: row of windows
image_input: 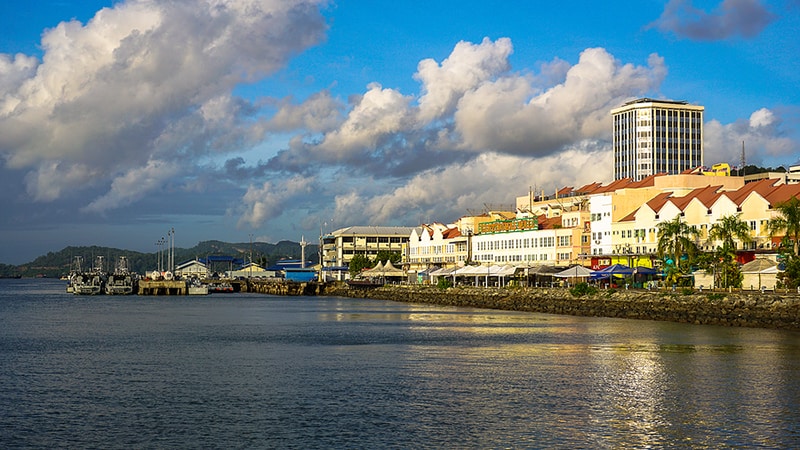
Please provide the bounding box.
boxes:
[341,237,404,244]
[475,236,565,251]
[409,244,458,255]
[476,254,555,262]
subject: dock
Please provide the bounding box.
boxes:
[138,280,187,295]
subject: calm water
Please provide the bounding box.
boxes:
[1,279,799,449]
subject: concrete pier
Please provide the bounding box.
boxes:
[138,280,186,295]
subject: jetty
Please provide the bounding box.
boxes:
[138,280,188,295]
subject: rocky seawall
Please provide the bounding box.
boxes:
[323,284,800,331]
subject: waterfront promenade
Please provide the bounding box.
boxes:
[323,284,800,331]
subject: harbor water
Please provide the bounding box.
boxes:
[1,278,799,448]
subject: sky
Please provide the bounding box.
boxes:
[1,0,799,264]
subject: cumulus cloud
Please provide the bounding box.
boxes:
[238,175,317,228]
[704,107,796,165]
[455,49,667,155]
[268,41,666,176]
[330,145,611,227]
[649,0,777,40]
[265,90,344,133]
[0,0,327,211]
[82,159,180,213]
[414,37,513,123]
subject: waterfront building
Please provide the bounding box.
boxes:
[406,223,468,273]
[470,214,583,267]
[174,259,210,278]
[321,226,414,281]
[611,98,704,181]
[226,262,271,279]
[609,177,800,264]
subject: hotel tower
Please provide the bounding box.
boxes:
[611,98,704,181]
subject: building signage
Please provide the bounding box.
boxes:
[477,217,538,234]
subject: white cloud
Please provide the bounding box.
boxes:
[0,0,327,209]
[315,83,415,159]
[238,175,316,228]
[414,37,513,123]
[266,90,344,133]
[704,107,796,165]
[82,159,180,213]
[332,145,611,226]
[454,48,667,155]
[749,107,775,128]
[267,42,667,176]
[24,161,100,202]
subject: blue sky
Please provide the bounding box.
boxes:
[1,0,798,264]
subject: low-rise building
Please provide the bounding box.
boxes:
[321,226,414,280]
[174,259,210,278]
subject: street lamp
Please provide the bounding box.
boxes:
[249,233,253,279]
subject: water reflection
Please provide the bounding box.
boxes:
[2,284,799,448]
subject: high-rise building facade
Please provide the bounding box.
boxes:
[611,98,704,181]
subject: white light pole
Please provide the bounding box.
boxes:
[249,233,253,279]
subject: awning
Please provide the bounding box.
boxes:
[554,265,595,278]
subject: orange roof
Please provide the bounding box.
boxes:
[556,186,574,197]
[724,178,779,206]
[628,173,665,189]
[692,185,724,208]
[575,182,603,194]
[764,184,800,207]
[667,185,721,211]
[537,214,561,230]
[593,178,633,194]
[619,208,638,222]
[442,228,462,239]
[645,192,673,212]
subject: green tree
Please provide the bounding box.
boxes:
[777,255,800,289]
[374,250,401,265]
[705,214,751,289]
[656,215,700,285]
[767,196,800,256]
[348,254,372,278]
[708,214,752,253]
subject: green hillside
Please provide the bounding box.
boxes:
[2,240,319,278]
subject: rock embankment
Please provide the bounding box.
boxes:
[323,284,800,330]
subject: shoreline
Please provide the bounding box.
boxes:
[322,284,800,331]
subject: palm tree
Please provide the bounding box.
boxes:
[657,215,700,284]
[767,196,800,256]
[708,214,752,253]
[707,214,751,289]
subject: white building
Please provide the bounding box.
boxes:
[407,223,468,272]
[612,98,704,181]
[321,226,414,280]
[174,259,209,278]
[471,215,581,267]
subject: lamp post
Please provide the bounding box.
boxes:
[249,233,253,279]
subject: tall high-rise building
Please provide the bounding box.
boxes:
[611,98,704,181]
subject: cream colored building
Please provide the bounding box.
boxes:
[321,226,414,280]
[406,223,468,273]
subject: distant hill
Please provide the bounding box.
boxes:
[2,240,319,278]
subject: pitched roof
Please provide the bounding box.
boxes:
[725,178,779,206]
[575,182,603,194]
[645,192,673,212]
[669,185,721,211]
[537,214,561,230]
[628,173,665,189]
[764,184,800,207]
[619,208,638,222]
[442,228,462,239]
